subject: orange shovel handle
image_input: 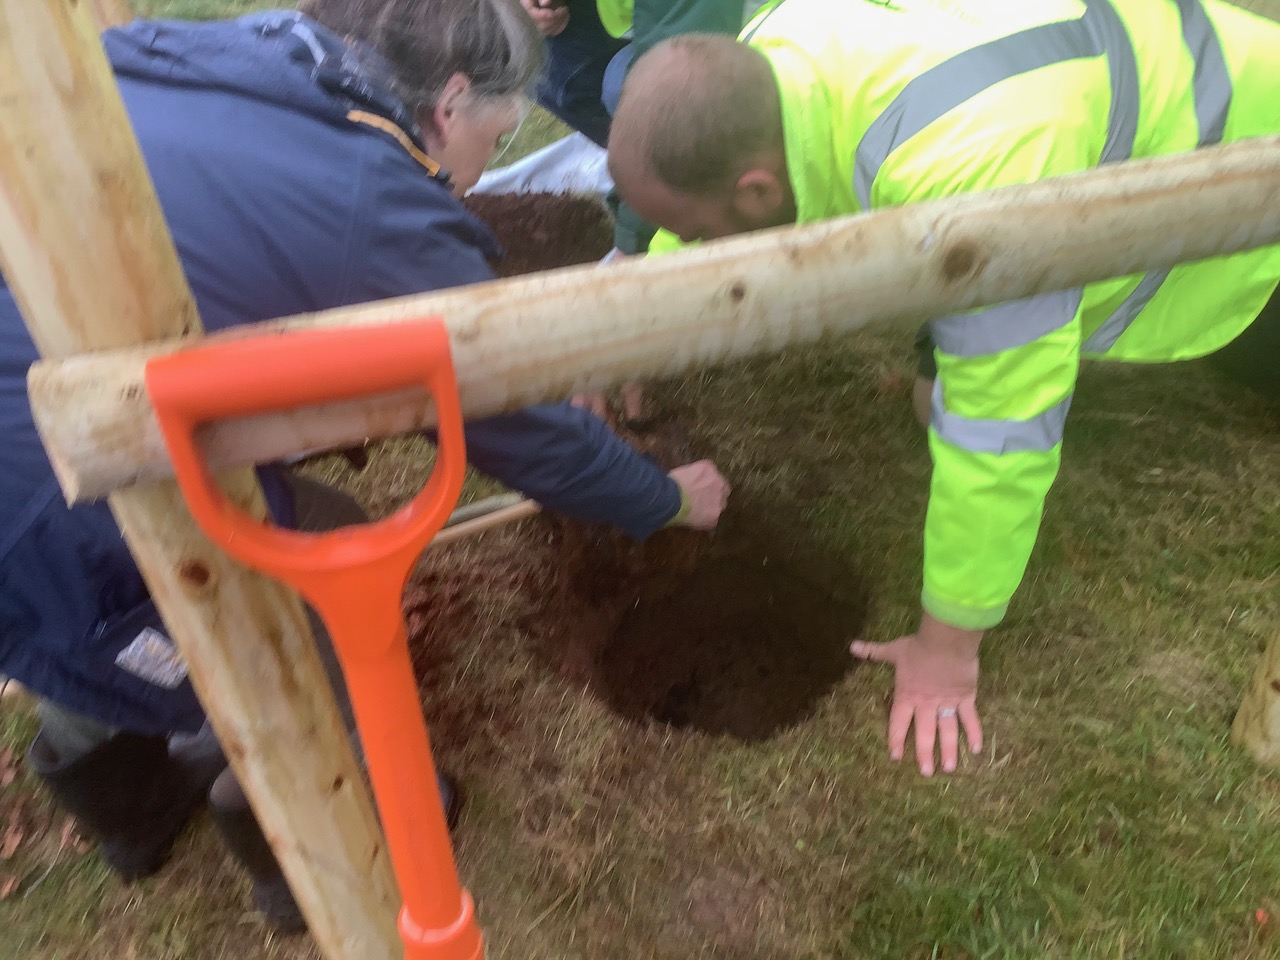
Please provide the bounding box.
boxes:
[144,321,465,581]
[146,320,480,960]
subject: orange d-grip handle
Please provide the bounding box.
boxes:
[146,320,481,960]
[144,321,466,583]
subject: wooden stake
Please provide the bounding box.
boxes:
[0,3,400,955]
[434,498,541,547]
[1233,643,1280,768]
[88,0,132,29]
[27,134,1280,503]
[1230,0,1280,762]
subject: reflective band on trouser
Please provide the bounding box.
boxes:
[931,288,1084,357]
[1083,0,1233,353]
[931,381,1073,455]
[853,0,1139,209]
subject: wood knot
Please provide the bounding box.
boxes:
[728,281,748,303]
[331,775,345,792]
[1270,679,1280,694]
[452,321,481,344]
[178,560,211,588]
[940,241,986,283]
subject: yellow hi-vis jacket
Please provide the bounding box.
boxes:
[597,0,634,38]
[655,0,1280,629]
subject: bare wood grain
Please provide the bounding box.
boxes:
[27,135,1280,503]
[0,3,401,955]
[88,0,132,29]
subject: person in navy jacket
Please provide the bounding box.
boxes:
[0,0,729,931]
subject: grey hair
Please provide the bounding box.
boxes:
[298,0,544,112]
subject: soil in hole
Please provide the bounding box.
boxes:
[522,497,868,742]
[597,517,866,740]
[405,192,865,741]
[402,399,868,743]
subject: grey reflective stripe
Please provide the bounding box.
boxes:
[932,288,1084,358]
[853,2,1141,206]
[1082,0,1139,164]
[1081,268,1171,352]
[853,18,1098,208]
[741,0,787,42]
[1177,0,1232,144]
[931,382,1073,455]
[855,3,1136,358]
[1084,0,1233,353]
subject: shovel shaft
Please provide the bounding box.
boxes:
[336,611,481,960]
[146,319,479,959]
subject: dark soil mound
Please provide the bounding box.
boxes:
[462,192,613,278]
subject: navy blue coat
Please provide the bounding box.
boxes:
[0,11,680,735]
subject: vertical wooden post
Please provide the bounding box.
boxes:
[0,2,401,956]
[88,0,132,29]
[1229,0,1280,769]
[1233,654,1280,769]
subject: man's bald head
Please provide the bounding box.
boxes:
[612,34,784,195]
[610,35,792,242]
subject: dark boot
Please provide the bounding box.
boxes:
[27,730,209,881]
[208,797,307,935]
[207,769,462,934]
[438,769,462,832]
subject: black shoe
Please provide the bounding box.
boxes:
[208,769,463,935]
[27,731,208,881]
[208,800,307,935]
[167,721,228,794]
[437,770,462,832]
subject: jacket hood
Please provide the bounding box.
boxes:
[104,10,425,145]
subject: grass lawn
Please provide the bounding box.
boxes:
[4,1,1280,959]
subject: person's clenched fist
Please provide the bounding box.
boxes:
[668,460,731,530]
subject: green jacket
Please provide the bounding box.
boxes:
[596,0,749,61]
[595,0,633,37]
[596,0,759,252]
[659,0,1280,628]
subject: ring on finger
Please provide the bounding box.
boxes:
[937,706,958,719]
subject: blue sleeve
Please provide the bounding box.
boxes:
[463,404,682,540]
[345,144,682,539]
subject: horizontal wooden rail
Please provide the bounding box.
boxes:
[28,134,1280,504]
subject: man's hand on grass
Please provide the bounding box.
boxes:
[850,613,984,776]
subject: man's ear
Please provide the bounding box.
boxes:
[420,73,472,148]
[731,167,787,223]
